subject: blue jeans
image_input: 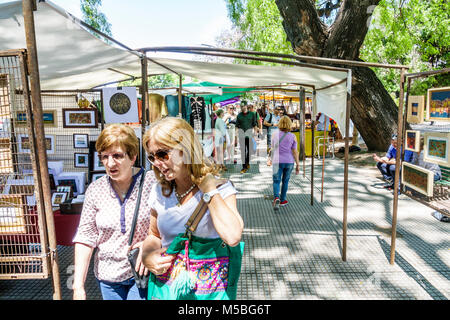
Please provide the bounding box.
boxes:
[377,162,395,180]
[273,163,294,202]
[97,277,147,300]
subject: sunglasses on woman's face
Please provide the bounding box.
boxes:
[147,149,171,163]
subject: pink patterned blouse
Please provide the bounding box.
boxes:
[73,169,157,282]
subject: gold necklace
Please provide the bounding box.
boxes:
[174,183,196,205]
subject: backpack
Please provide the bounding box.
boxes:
[263,113,273,129]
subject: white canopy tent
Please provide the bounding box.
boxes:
[0,0,349,131]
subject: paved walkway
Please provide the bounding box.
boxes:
[1,141,449,300]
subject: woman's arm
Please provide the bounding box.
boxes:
[199,175,244,247]
[73,243,94,300]
[291,148,300,174]
[141,209,175,275]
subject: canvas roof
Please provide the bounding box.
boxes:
[0,0,350,130]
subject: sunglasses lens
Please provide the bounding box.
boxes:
[156,150,169,160]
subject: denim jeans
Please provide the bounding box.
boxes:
[273,163,294,202]
[97,277,147,300]
[376,162,395,180]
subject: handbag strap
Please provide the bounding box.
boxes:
[127,169,147,246]
[270,131,288,156]
[184,178,228,237]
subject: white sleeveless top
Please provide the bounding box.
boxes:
[149,181,237,248]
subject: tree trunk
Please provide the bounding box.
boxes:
[276,0,400,151]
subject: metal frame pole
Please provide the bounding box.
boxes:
[321,115,327,202]
[22,0,61,299]
[311,90,317,206]
[390,68,407,265]
[140,53,148,167]
[342,69,352,262]
[178,74,183,117]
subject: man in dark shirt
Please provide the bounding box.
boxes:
[373,134,414,189]
[236,101,257,173]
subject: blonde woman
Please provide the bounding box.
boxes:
[141,117,244,299]
[73,124,157,300]
[270,116,300,211]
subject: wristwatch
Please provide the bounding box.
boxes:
[202,189,220,203]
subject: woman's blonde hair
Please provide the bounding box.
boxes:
[278,115,292,132]
[143,117,220,197]
[96,124,139,159]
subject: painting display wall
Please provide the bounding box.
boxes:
[426,87,450,122]
[407,96,425,124]
[401,162,434,197]
[423,132,450,166]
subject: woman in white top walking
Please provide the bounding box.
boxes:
[141,117,244,299]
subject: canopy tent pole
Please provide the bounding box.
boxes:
[140,52,149,167]
[321,115,327,202]
[342,69,352,262]
[299,88,306,177]
[23,0,61,299]
[311,90,317,206]
[390,68,407,265]
[178,74,183,117]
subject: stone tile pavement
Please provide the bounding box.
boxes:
[0,140,449,300]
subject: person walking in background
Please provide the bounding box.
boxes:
[249,104,262,136]
[223,105,237,164]
[263,106,281,154]
[214,108,228,171]
[72,124,157,300]
[268,116,300,211]
[236,101,257,173]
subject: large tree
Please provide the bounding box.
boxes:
[80,0,112,39]
[226,0,448,150]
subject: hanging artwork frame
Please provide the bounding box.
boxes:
[51,192,68,207]
[63,108,98,128]
[102,87,139,124]
[17,134,55,154]
[401,162,434,197]
[405,130,420,152]
[74,153,89,168]
[73,134,89,148]
[426,87,450,122]
[423,132,450,166]
[406,96,424,124]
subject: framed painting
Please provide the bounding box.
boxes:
[102,87,139,124]
[17,134,55,154]
[0,138,13,174]
[57,185,73,199]
[423,132,450,166]
[62,108,98,128]
[93,151,105,171]
[51,192,68,206]
[426,87,450,122]
[406,96,424,124]
[90,172,106,183]
[15,110,57,127]
[73,134,88,148]
[401,162,434,197]
[74,153,89,168]
[0,195,26,234]
[405,130,420,152]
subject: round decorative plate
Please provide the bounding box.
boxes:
[109,92,131,114]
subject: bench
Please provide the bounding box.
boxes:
[434,164,450,199]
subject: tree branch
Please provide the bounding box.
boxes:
[275,0,328,56]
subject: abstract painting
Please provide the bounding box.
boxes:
[423,132,450,166]
[401,162,434,197]
[407,95,424,124]
[405,130,420,152]
[426,87,450,122]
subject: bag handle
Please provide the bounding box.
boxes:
[128,169,147,246]
[184,178,228,237]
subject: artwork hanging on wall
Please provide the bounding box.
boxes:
[17,134,55,154]
[93,151,105,171]
[423,132,450,166]
[406,96,424,124]
[102,87,139,124]
[91,172,106,183]
[15,110,57,127]
[63,108,98,128]
[405,130,420,152]
[0,195,26,234]
[0,138,13,174]
[73,134,89,148]
[74,153,89,168]
[401,162,434,197]
[51,192,68,207]
[426,87,450,122]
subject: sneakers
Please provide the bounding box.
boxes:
[280,200,288,207]
[273,197,280,211]
[240,167,248,174]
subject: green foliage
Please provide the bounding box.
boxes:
[360,0,449,96]
[80,0,112,37]
[223,0,294,65]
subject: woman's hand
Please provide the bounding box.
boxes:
[295,165,300,175]
[130,241,149,277]
[142,247,175,275]
[198,173,219,193]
